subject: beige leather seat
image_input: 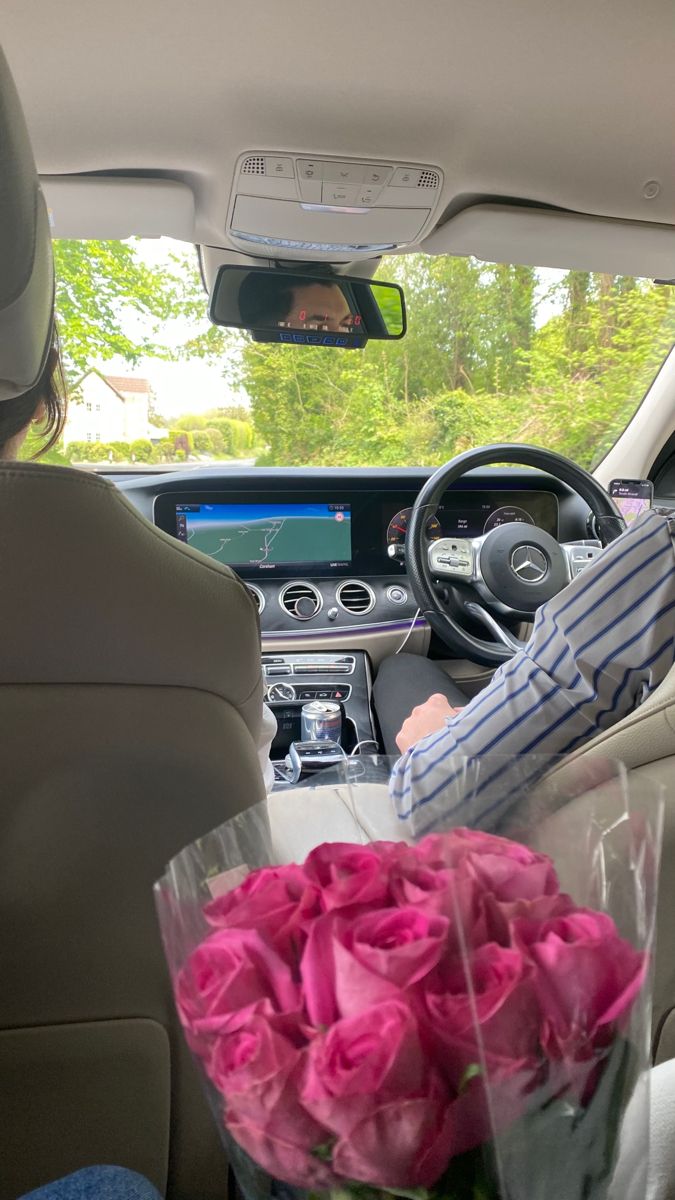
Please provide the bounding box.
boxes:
[538,663,675,1066]
[0,48,266,1200]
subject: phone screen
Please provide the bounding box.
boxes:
[609,479,654,525]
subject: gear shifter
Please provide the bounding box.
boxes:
[284,739,345,783]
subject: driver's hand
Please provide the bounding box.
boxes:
[395,693,463,755]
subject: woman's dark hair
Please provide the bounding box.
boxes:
[0,328,67,459]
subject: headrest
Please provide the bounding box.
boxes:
[0,47,54,402]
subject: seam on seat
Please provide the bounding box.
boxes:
[0,679,262,719]
[0,1015,171,1035]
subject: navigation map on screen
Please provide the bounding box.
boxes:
[176,502,351,570]
[609,480,653,526]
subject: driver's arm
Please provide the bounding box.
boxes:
[389,509,675,829]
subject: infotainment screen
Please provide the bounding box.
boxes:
[174,502,351,572]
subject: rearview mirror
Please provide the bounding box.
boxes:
[209,266,406,348]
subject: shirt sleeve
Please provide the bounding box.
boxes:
[389,510,675,830]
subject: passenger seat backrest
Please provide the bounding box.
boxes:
[0,465,267,1200]
[0,43,266,1200]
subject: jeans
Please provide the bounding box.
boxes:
[18,1167,163,1200]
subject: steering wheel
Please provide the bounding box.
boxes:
[405,444,624,668]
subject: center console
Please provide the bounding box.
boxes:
[263,649,377,762]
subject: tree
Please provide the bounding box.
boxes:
[130,438,154,462]
[51,238,234,380]
[234,259,675,470]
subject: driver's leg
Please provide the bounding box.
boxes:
[373,653,466,755]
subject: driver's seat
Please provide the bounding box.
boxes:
[541,660,675,1064]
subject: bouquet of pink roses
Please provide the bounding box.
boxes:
[155,762,660,1200]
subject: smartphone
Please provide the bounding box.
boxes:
[609,478,654,525]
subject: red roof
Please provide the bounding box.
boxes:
[104,375,151,394]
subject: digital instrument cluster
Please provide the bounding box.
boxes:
[385,491,558,552]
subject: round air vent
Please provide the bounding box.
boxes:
[280,581,323,621]
[336,579,376,616]
[247,584,265,615]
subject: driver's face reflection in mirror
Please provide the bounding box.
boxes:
[280,283,354,333]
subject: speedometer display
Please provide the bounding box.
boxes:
[483,506,535,534]
[386,508,442,547]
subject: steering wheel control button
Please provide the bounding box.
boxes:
[386,585,408,604]
[510,545,548,583]
[568,545,603,577]
[429,538,473,577]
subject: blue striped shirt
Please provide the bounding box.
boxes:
[389,509,675,829]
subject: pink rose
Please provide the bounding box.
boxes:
[424,942,540,1082]
[226,1097,338,1190]
[331,1069,482,1188]
[415,828,530,867]
[301,1000,424,1136]
[204,865,321,957]
[303,843,391,911]
[418,829,559,881]
[177,927,302,1040]
[350,906,450,986]
[301,907,449,1024]
[208,1011,304,1098]
[515,910,647,1062]
[460,851,558,907]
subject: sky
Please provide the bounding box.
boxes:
[94,237,248,418]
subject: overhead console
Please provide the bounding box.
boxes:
[226,152,444,260]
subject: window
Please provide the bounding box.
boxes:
[95,433,101,442]
[86,432,92,443]
[31,236,675,471]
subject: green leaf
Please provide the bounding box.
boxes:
[458,1063,483,1094]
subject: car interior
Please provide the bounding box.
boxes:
[2,1,675,1197]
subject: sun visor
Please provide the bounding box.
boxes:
[0,48,54,402]
[424,204,675,278]
[41,177,195,241]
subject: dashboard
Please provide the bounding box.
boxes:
[153,488,559,578]
[119,466,590,642]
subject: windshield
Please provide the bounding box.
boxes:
[27,237,675,472]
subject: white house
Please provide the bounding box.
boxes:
[63,370,165,446]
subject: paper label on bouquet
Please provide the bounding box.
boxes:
[207,865,250,899]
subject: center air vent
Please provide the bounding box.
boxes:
[280,581,323,621]
[247,584,265,615]
[336,579,376,615]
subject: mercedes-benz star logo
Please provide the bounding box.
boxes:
[510,545,548,583]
